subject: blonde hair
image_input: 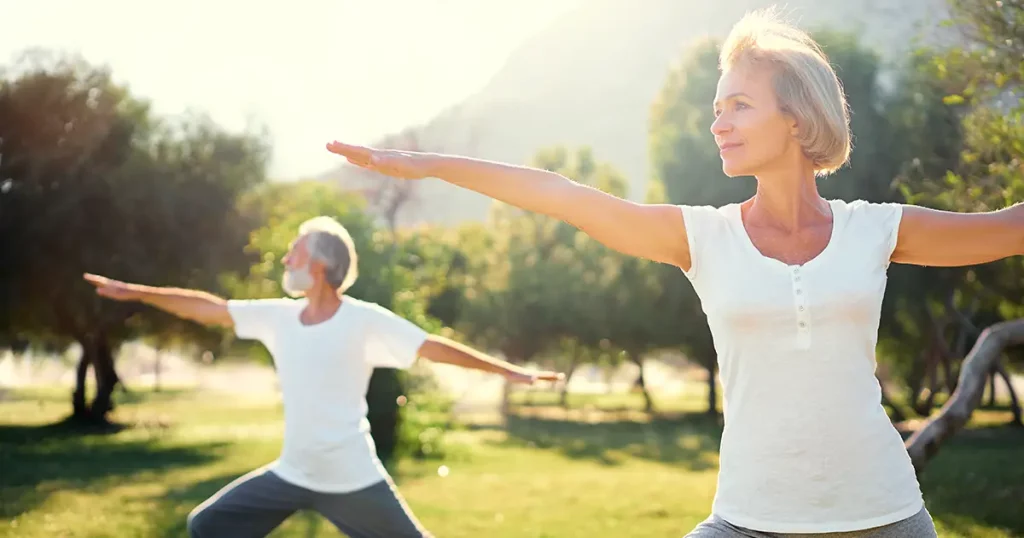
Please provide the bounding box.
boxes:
[719,7,851,176]
[298,216,359,292]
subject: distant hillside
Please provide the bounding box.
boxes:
[320,0,952,228]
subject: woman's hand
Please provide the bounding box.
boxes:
[326,141,431,180]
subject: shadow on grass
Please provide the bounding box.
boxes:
[147,472,341,538]
[918,423,1024,537]
[475,410,723,470]
[0,419,227,520]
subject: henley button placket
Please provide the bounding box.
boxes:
[793,266,811,348]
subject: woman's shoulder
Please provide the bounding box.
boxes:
[680,202,739,223]
[835,198,904,224]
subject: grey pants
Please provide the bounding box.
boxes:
[686,506,937,538]
[186,467,432,538]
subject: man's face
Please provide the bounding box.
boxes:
[281,235,319,297]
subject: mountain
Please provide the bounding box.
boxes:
[319,0,952,228]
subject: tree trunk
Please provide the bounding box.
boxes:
[941,350,957,394]
[994,363,1022,426]
[88,332,119,422]
[906,319,1024,472]
[706,360,718,416]
[154,349,162,392]
[630,354,654,414]
[501,377,512,417]
[560,359,579,408]
[913,348,939,416]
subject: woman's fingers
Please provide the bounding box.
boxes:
[326,141,374,167]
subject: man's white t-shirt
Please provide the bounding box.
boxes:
[680,199,925,533]
[227,294,428,493]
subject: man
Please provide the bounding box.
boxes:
[84,215,562,538]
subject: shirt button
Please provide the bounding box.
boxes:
[798,322,807,328]
[795,289,802,295]
[794,277,801,282]
[798,306,805,311]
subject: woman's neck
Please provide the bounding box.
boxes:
[748,161,828,230]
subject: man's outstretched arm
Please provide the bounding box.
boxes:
[416,335,563,384]
[83,273,233,328]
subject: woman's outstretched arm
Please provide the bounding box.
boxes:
[326,143,693,270]
[893,203,1024,267]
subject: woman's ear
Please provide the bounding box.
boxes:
[784,109,800,137]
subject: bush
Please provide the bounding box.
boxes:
[396,388,455,462]
[366,366,454,469]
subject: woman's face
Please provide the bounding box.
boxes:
[710,62,802,178]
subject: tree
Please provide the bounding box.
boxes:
[531,147,633,406]
[454,146,637,412]
[901,0,1024,470]
[457,199,578,412]
[0,51,269,423]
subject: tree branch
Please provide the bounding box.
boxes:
[905,318,1024,472]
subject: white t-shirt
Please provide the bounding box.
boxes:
[680,199,924,533]
[227,295,428,493]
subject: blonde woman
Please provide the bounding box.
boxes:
[327,9,1020,537]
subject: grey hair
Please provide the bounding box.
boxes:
[298,216,359,292]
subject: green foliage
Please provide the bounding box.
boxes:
[457,147,632,376]
[0,52,269,340]
[884,0,1024,387]
[394,370,457,463]
[0,50,270,419]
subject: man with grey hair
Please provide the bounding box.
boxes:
[84,215,563,538]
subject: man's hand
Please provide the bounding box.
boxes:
[84,273,142,301]
[505,369,565,385]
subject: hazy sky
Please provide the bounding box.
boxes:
[2,0,583,179]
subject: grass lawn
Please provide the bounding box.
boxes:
[1,387,1022,537]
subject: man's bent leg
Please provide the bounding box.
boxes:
[187,467,310,538]
[313,477,432,538]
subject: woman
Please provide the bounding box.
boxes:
[327,9,1022,537]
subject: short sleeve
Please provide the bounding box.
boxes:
[847,200,904,267]
[679,204,727,281]
[878,202,904,261]
[359,301,429,369]
[227,298,293,342]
